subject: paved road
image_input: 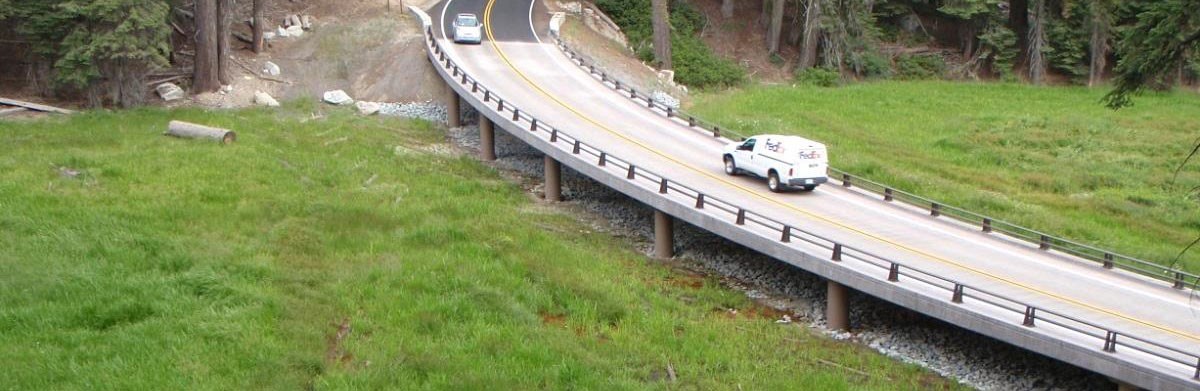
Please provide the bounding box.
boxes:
[429,0,1200,387]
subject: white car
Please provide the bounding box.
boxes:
[452,13,482,44]
[723,134,829,192]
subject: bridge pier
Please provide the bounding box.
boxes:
[654,210,674,259]
[446,88,461,128]
[544,155,561,202]
[826,280,849,331]
[479,116,495,161]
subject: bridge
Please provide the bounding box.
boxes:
[413,1,1200,389]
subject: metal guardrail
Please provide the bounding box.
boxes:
[419,23,1200,382]
[551,38,1200,292]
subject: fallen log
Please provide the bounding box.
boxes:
[0,107,29,117]
[0,97,74,114]
[165,120,236,144]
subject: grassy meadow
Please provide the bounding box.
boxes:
[692,81,1200,272]
[0,104,962,390]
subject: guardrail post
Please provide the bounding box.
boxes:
[884,188,893,201]
[695,194,705,209]
[647,96,655,108]
[1022,306,1036,327]
[1103,331,1118,352]
[952,284,964,303]
[544,156,561,202]
[1174,273,1186,290]
[713,127,721,138]
[461,73,468,84]
[497,98,504,111]
[549,128,557,142]
[512,108,520,121]
[736,209,746,225]
[598,152,606,166]
[530,119,538,131]
[842,173,851,187]
[832,244,842,261]
[1039,235,1051,250]
[627,165,636,180]
[572,140,581,154]
[930,203,941,217]
[781,226,791,243]
[887,263,900,282]
[1103,253,1114,269]
[826,281,850,331]
[688,116,696,127]
[483,90,490,102]
[983,218,992,233]
[654,210,674,259]
[479,116,495,161]
[630,89,637,98]
[1193,358,1199,379]
[472,81,479,93]
[666,107,674,118]
[614,80,621,90]
[600,72,607,82]
[659,178,669,194]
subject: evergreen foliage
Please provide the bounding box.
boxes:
[5,0,171,107]
[1104,0,1200,108]
[595,0,745,87]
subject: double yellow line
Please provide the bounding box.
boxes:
[478,0,1198,343]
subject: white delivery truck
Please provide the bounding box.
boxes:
[722,134,829,192]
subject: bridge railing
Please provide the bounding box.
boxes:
[551,38,1200,292]
[419,20,1200,383]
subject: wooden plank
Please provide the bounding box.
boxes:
[0,98,74,114]
[0,107,30,117]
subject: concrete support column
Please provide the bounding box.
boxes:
[544,155,561,202]
[654,210,674,259]
[826,280,849,331]
[447,89,461,128]
[479,116,495,161]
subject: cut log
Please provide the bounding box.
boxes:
[166,120,237,144]
[0,97,74,114]
[0,107,29,117]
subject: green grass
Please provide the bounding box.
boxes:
[691,81,1200,272]
[0,104,962,390]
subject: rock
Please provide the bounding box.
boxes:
[557,1,582,13]
[221,85,233,93]
[301,15,313,30]
[657,69,675,83]
[277,26,289,37]
[254,91,280,107]
[155,82,184,101]
[651,91,680,109]
[263,31,276,40]
[323,90,354,105]
[286,25,304,37]
[262,61,281,76]
[289,15,302,28]
[355,101,381,115]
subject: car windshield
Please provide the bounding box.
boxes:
[456,15,478,27]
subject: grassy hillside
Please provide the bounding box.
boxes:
[0,105,962,390]
[691,81,1200,271]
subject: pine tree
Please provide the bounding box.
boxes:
[1105,0,1200,108]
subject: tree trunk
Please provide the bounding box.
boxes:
[767,0,784,54]
[1087,1,1109,87]
[194,0,220,92]
[1009,0,1029,72]
[253,0,265,53]
[651,0,671,69]
[797,0,821,69]
[1027,0,1046,85]
[721,0,734,19]
[217,0,235,85]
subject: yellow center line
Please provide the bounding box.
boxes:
[478,0,1198,343]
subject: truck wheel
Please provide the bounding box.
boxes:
[723,156,738,176]
[802,185,817,191]
[768,171,784,193]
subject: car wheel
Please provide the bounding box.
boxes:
[768,171,784,193]
[724,156,737,175]
[802,185,816,191]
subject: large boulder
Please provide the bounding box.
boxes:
[156,83,184,101]
[254,91,280,107]
[262,61,281,76]
[355,101,381,115]
[323,90,354,105]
